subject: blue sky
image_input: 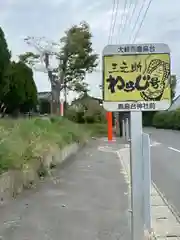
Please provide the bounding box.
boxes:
[1,0,180,101]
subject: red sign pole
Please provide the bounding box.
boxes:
[107,112,113,141]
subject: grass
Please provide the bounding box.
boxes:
[84,123,107,137]
[0,116,107,173]
[0,117,87,173]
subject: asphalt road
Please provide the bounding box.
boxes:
[0,139,130,240]
[145,127,180,216]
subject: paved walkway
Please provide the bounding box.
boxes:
[0,139,130,240]
[119,140,180,240]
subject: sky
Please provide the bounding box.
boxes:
[0,0,180,101]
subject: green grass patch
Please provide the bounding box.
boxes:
[84,123,107,137]
[0,117,107,173]
[0,117,87,173]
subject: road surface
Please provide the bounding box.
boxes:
[145,127,180,217]
[0,139,130,240]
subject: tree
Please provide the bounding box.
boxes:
[0,27,11,76]
[59,21,98,92]
[19,52,40,66]
[3,61,38,116]
[0,27,11,109]
[20,21,98,114]
[19,61,38,113]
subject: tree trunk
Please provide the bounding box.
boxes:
[64,84,67,116]
[51,85,60,115]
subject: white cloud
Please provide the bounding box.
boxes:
[0,0,180,101]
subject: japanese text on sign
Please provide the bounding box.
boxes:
[103,54,171,102]
[118,102,156,110]
[117,44,155,53]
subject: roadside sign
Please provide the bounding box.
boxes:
[102,43,171,111]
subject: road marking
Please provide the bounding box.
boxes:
[116,148,130,184]
[102,139,116,142]
[150,141,161,147]
[98,146,115,153]
[168,146,180,153]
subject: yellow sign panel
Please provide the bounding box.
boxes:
[103,53,171,102]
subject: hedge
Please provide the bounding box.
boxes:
[152,109,180,130]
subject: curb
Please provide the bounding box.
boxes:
[117,147,156,240]
[118,146,180,239]
[152,182,180,225]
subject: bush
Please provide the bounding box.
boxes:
[65,108,85,123]
[84,115,95,123]
[172,109,180,129]
[66,106,106,124]
[143,111,157,126]
[152,109,180,130]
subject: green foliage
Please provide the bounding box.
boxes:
[3,61,38,115]
[19,22,98,98]
[19,52,40,66]
[0,26,38,116]
[66,94,105,124]
[39,99,51,114]
[171,75,177,100]
[0,27,11,105]
[60,21,98,93]
[0,118,89,173]
[142,111,157,126]
[0,27,11,76]
[152,109,180,130]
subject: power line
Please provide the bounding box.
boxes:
[110,0,120,44]
[118,0,134,43]
[125,0,139,40]
[128,0,139,27]
[132,0,153,43]
[116,0,128,44]
[128,0,147,43]
[108,0,116,44]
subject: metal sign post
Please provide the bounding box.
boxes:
[125,117,130,141]
[122,119,125,138]
[142,133,152,232]
[102,43,171,240]
[130,111,144,240]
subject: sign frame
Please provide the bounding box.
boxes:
[102,43,171,112]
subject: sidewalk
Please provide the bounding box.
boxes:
[0,139,131,240]
[118,143,180,240]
